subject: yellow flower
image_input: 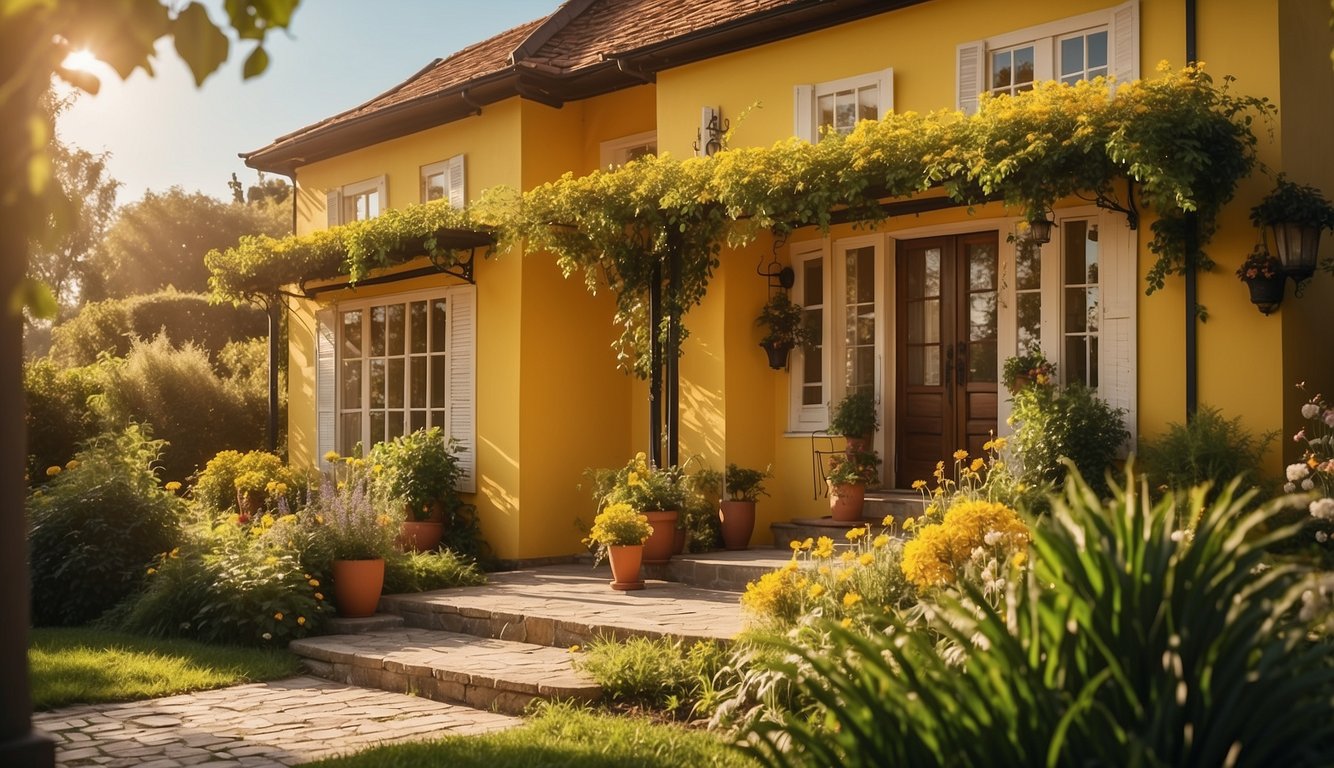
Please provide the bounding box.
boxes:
[839,551,855,563]
[165,481,182,492]
[873,534,890,549]
[840,617,854,628]
[65,460,80,470]
[817,565,831,575]
[309,578,320,587]
[903,517,916,530]
[146,567,157,575]
[324,450,340,462]
[274,612,284,621]
[846,526,866,540]
[970,458,985,472]
[858,552,874,566]
[169,547,180,558]
[953,449,968,461]
[990,436,1007,451]
[808,584,826,598]
[297,616,307,626]
[843,592,862,607]
[800,537,814,551]
[314,514,324,525]
[264,555,279,565]
[569,645,581,653]
[911,479,927,490]
[314,592,324,601]
[882,514,895,527]
[813,536,835,559]
[372,464,384,474]
[45,466,61,477]
[789,540,801,551]
[627,471,642,487]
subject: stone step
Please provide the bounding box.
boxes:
[642,549,793,592]
[378,565,743,648]
[771,491,925,550]
[290,628,600,716]
[325,613,405,634]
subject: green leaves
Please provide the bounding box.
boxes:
[172,2,229,86]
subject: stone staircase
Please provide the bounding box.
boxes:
[289,562,754,716]
[770,489,926,549]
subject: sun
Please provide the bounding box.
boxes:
[61,48,100,73]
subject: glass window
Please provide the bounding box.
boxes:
[1061,220,1099,388]
[1059,29,1109,84]
[818,83,879,137]
[799,254,825,407]
[844,246,876,394]
[990,44,1035,95]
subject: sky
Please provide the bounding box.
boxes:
[58,1,560,204]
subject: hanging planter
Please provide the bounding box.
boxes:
[1236,247,1286,315]
[759,339,793,370]
[756,292,814,371]
[1250,176,1334,290]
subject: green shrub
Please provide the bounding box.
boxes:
[96,335,267,483]
[192,449,304,516]
[368,427,463,521]
[1138,405,1274,502]
[737,471,1334,768]
[50,289,266,367]
[575,636,730,716]
[28,426,185,626]
[23,357,103,482]
[383,550,486,593]
[1009,381,1129,499]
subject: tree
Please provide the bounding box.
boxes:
[91,186,288,299]
[0,3,301,766]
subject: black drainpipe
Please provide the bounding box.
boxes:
[1184,0,1199,420]
[266,168,298,454]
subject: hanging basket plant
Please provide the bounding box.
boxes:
[1249,175,1334,285]
[756,292,815,370]
[1235,245,1285,315]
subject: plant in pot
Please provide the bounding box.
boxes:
[830,391,879,453]
[368,427,463,552]
[584,502,653,591]
[304,470,401,618]
[1235,245,1286,315]
[826,449,880,522]
[720,463,770,550]
[756,292,815,370]
[589,453,687,564]
[1001,349,1057,394]
[1249,175,1334,287]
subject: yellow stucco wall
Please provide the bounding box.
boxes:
[285,0,1327,557]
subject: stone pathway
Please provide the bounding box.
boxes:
[34,676,518,767]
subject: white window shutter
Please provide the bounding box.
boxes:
[326,189,342,227]
[1097,214,1137,453]
[447,155,465,210]
[877,68,895,115]
[1111,0,1140,85]
[793,84,814,142]
[445,285,477,493]
[957,40,986,115]
[375,175,388,214]
[315,308,337,469]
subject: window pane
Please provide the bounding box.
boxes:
[339,414,361,456]
[371,411,385,446]
[852,247,875,302]
[342,310,362,358]
[1061,36,1084,77]
[410,301,427,353]
[992,50,1012,89]
[370,359,386,408]
[1065,288,1089,333]
[802,384,822,406]
[1013,46,1034,85]
[1016,241,1041,290]
[803,260,822,305]
[341,360,362,408]
[803,341,822,382]
[1065,336,1089,386]
[835,91,856,134]
[425,171,445,202]
[1086,287,1100,333]
[858,85,878,122]
[818,94,834,132]
[387,411,405,441]
[431,356,445,408]
[430,409,446,429]
[1089,336,1100,388]
[968,243,996,291]
[388,359,404,409]
[1088,31,1108,69]
[431,300,447,353]
[387,304,405,356]
[970,293,997,342]
[371,306,386,356]
[411,361,427,408]
[1017,293,1042,349]
[410,410,426,433]
[969,341,997,383]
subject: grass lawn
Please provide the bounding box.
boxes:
[305,702,756,768]
[29,627,300,710]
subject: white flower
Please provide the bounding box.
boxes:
[1302,479,1316,491]
[262,632,273,641]
[1325,409,1334,428]
[1310,497,1334,520]
[1288,463,1310,482]
[1317,531,1329,543]
[983,530,1003,546]
[1285,482,1297,493]
[1302,403,1321,419]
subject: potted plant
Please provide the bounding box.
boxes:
[305,471,401,618]
[590,453,687,564]
[756,292,815,370]
[1235,245,1285,315]
[368,427,463,552]
[1001,349,1057,393]
[1250,175,1334,284]
[826,449,880,521]
[584,502,653,591]
[720,463,769,550]
[830,391,879,452]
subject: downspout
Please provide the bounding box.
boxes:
[1184,0,1199,420]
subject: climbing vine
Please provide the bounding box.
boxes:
[210,65,1271,374]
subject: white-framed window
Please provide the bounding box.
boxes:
[787,235,885,434]
[999,207,1136,445]
[794,68,894,142]
[315,284,476,491]
[421,155,465,208]
[326,175,386,226]
[599,131,657,169]
[957,1,1137,114]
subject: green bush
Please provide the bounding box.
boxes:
[192,449,305,516]
[737,471,1334,768]
[23,357,103,482]
[575,636,730,716]
[50,289,266,367]
[1138,405,1274,502]
[1009,382,1129,499]
[28,426,185,626]
[383,550,486,593]
[96,335,267,483]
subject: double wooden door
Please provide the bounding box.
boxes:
[895,233,999,487]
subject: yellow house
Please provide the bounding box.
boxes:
[238,0,1334,563]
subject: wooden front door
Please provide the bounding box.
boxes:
[895,232,999,487]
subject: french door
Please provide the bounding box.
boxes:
[895,232,999,487]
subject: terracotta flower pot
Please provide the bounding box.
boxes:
[642,510,678,564]
[332,558,385,618]
[397,521,445,552]
[607,544,645,591]
[719,500,756,550]
[829,483,866,522]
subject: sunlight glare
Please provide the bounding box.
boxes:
[61,49,100,73]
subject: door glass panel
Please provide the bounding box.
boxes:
[970,293,997,342]
[1065,336,1089,385]
[370,306,386,356]
[410,301,427,354]
[968,244,996,291]
[387,304,405,356]
[969,341,997,383]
